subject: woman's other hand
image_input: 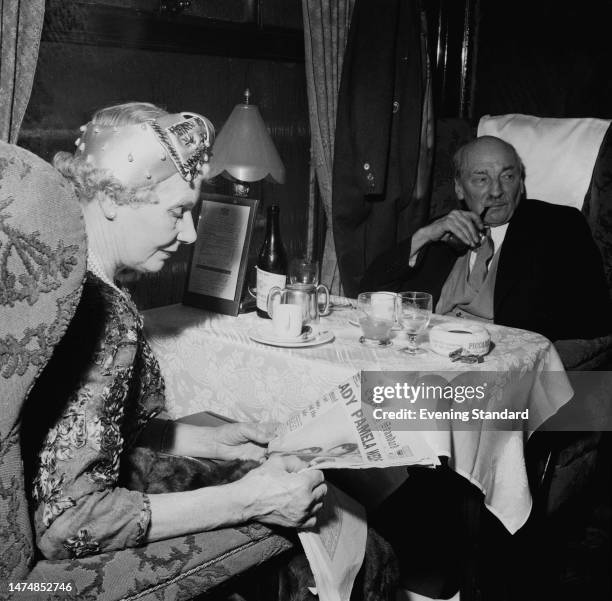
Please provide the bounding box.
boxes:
[153,420,279,461]
[237,455,327,529]
[212,422,279,461]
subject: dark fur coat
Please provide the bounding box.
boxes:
[120,446,258,492]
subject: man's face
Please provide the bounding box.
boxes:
[454,138,525,226]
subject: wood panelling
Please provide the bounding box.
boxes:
[426,0,612,121]
[42,0,304,61]
[21,0,309,308]
[78,0,254,22]
[473,0,612,120]
[77,0,303,29]
[260,0,303,29]
[425,0,479,119]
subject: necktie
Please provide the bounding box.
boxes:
[468,230,494,289]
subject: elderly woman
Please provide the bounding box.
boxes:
[22,102,326,560]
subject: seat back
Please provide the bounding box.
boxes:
[0,142,87,585]
[478,113,612,294]
[0,143,294,601]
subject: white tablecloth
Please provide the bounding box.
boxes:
[144,303,573,532]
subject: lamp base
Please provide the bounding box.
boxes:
[231,182,250,197]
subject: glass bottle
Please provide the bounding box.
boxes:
[256,205,287,318]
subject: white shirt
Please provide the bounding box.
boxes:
[468,223,509,273]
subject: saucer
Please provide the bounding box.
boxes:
[263,325,316,343]
[249,326,335,348]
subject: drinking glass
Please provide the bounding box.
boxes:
[398,291,432,354]
[356,291,397,347]
[289,256,320,285]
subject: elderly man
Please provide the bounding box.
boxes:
[360,135,612,341]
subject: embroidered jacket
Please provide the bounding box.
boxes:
[25,273,166,559]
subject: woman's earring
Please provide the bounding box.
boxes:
[108,212,116,220]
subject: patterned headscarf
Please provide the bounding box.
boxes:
[75,111,215,188]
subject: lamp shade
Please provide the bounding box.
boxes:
[208,95,285,184]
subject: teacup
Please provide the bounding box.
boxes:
[271,303,303,339]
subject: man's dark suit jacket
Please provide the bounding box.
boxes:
[360,198,612,342]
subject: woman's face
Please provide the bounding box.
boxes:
[114,173,199,273]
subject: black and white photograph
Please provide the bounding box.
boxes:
[1,1,611,600]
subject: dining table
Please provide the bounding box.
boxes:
[143,298,573,534]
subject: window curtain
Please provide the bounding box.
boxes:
[302,0,355,295]
[0,0,45,143]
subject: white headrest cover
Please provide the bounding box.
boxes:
[478,114,610,210]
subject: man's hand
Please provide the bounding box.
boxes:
[237,455,327,529]
[412,209,484,255]
[211,422,279,462]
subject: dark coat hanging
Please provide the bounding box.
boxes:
[332,0,428,297]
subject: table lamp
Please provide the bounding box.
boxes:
[208,89,285,196]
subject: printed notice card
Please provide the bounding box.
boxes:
[184,193,258,315]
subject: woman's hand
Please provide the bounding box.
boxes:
[211,422,279,461]
[153,420,279,461]
[237,455,327,529]
[147,455,327,542]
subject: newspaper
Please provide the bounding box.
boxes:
[267,374,441,601]
[267,373,440,471]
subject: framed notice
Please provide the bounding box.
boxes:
[184,193,259,316]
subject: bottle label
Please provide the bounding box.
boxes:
[256,267,286,312]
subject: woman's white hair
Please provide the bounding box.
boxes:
[53,102,169,205]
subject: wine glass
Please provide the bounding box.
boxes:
[398,291,432,354]
[356,291,397,347]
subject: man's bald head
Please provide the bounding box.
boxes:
[452,136,525,226]
[453,136,524,180]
